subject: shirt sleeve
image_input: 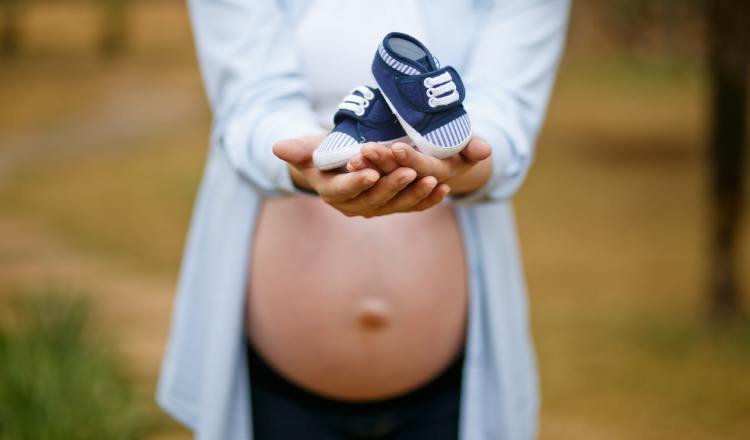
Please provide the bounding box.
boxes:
[452,0,570,205]
[188,0,324,197]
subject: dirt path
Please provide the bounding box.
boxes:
[0,66,206,186]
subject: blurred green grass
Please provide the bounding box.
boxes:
[0,291,156,440]
[1,2,749,439]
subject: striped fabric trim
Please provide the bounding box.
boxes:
[317,131,359,153]
[424,114,472,148]
[378,44,421,76]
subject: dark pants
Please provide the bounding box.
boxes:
[247,343,464,440]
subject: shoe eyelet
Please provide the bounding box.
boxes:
[423,78,433,88]
[428,97,438,108]
[362,100,370,108]
[364,90,375,100]
[355,108,365,116]
[426,89,436,98]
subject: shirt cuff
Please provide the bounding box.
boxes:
[449,120,515,205]
[222,105,323,196]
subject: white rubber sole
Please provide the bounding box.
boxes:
[313,135,411,171]
[373,76,471,159]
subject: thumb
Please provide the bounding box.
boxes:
[273,136,320,165]
[460,136,492,163]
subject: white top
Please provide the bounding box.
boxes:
[295,0,428,126]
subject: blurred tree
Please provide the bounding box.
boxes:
[0,0,22,57]
[592,0,747,320]
[595,0,702,56]
[705,0,748,321]
[97,0,131,57]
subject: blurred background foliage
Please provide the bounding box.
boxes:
[0,292,155,440]
[0,0,748,439]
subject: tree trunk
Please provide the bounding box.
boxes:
[705,0,748,321]
[99,2,128,57]
[0,2,21,57]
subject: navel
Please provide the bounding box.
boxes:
[357,297,391,330]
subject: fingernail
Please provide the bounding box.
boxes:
[351,158,362,167]
[392,146,406,160]
[400,173,416,185]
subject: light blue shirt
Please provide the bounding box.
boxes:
[157,1,570,438]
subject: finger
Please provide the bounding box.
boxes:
[273,135,323,165]
[460,136,492,163]
[314,168,380,202]
[412,183,451,211]
[361,143,400,174]
[376,176,438,214]
[346,153,377,173]
[358,167,417,210]
[391,143,452,180]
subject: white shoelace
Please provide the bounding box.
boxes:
[337,86,376,116]
[424,72,459,108]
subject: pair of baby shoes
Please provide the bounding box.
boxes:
[313,32,472,170]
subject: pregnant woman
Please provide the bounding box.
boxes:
[157,1,569,439]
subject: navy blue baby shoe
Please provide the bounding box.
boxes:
[314,86,409,170]
[372,32,472,158]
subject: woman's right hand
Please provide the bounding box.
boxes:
[273,136,450,218]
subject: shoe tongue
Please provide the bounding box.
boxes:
[414,55,437,73]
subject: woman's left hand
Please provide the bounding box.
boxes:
[346,136,493,196]
[273,136,453,218]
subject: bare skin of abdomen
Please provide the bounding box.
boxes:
[247,195,467,401]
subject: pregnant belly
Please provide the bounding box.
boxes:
[247,196,467,401]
